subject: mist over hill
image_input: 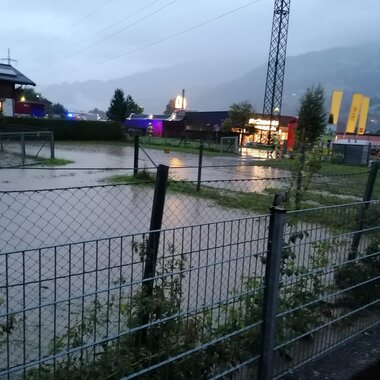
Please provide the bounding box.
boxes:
[194,43,380,123]
[40,42,380,131]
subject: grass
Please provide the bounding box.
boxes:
[126,136,237,157]
[101,142,379,226]
[104,171,273,214]
[36,158,74,166]
[102,168,377,221]
[103,170,155,184]
[168,181,274,215]
[254,157,370,175]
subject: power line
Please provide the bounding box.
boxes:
[25,0,114,56]
[64,0,114,32]
[35,0,165,65]
[54,0,180,64]
[42,0,262,79]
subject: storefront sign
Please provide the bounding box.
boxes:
[248,118,279,131]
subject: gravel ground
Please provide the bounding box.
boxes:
[282,325,380,380]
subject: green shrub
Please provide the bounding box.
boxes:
[335,237,380,307]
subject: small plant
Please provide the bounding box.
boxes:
[104,169,155,184]
[37,158,74,166]
[335,236,380,308]
[292,146,324,209]
[28,242,219,379]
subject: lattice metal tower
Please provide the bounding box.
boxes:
[263,0,291,140]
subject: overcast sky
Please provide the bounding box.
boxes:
[1,0,379,86]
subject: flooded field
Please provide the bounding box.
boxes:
[0,142,288,190]
[0,142,289,252]
[0,143,285,373]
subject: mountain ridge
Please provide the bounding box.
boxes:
[40,42,380,131]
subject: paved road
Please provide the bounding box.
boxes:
[283,325,380,380]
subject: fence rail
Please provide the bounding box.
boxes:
[1,162,377,254]
[1,155,380,379]
[0,132,55,166]
[0,199,379,379]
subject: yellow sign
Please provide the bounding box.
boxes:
[330,90,343,124]
[357,96,370,135]
[345,93,363,133]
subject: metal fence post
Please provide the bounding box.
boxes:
[143,164,169,291]
[50,132,55,159]
[258,207,287,380]
[134,135,139,177]
[197,141,204,192]
[138,165,169,341]
[350,160,379,258]
[20,133,26,165]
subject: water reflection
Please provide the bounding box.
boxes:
[1,142,290,191]
[169,157,184,167]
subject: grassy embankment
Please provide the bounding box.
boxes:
[32,157,73,166]
[103,152,378,221]
[125,136,238,157]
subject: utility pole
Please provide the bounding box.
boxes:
[262,0,291,143]
[0,48,18,65]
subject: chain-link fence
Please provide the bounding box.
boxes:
[0,180,155,253]
[1,162,379,254]
[0,200,379,379]
[0,132,55,167]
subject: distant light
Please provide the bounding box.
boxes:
[175,95,187,110]
[249,118,279,129]
[68,113,73,118]
[20,96,26,102]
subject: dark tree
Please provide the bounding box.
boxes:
[20,87,69,118]
[47,103,67,118]
[22,87,42,102]
[222,101,254,132]
[88,108,107,120]
[107,90,143,122]
[107,89,127,122]
[296,84,327,149]
[163,98,176,115]
[294,85,327,209]
[125,94,144,117]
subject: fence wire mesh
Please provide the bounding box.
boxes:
[272,201,380,378]
[0,200,379,379]
[0,132,54,167]
[1,154,380,379]
[0,215,270,380]
[0,165,376,254]
[0,181,155,253]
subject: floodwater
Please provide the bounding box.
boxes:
[0,142,289,253]
[0,142,285,373]
[0,143,350,377]
[0,142,288,190]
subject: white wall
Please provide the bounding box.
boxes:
[2,98,14,116]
